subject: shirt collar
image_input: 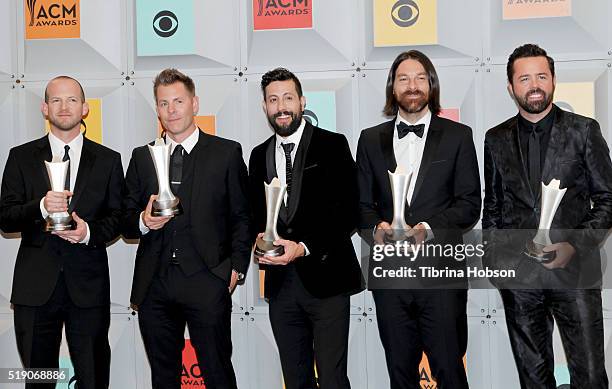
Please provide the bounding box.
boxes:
[518,104,556,134]
[48,131,83,158]
[275,118,306,151]
[165,127,200,154]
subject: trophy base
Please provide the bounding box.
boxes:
[45,215,74,232]
[152,198,182,217]
[254,237,285,259]
[524,240,555,263]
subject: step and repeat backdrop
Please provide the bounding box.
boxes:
[0,0,612,388]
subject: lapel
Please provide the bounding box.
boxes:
[410,115,443,205]
[540,106,569,199]
[264,135,277,184]
[69,137,96,213]
[189,130,213,219]
[286,122,314,224]
[379,120,397,173]
[506,116,535,205]
[35,135,52,190]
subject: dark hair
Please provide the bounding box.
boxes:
[507,44,555,84]
[44,75,85,103]
[261,67,303,99]
[383,50,441,117]
[153,68,196,101]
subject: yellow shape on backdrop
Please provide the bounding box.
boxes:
[554,82,594,119]
[373,0,438,47]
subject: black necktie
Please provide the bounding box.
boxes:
[281,143,295,198]
[397,122,425,139]
[62,145,70,191]
[170,145,184,194]
[528,125,542,194]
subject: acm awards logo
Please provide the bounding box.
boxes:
[256,0,311,17]
[153,10,179,38]
[391,0,420,27]
[253,0,312,30]
[26,0,77,27]
[25,0,80,39]
[182,339,206,388]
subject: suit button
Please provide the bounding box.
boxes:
[321,254,328,261]
[286,228,293,234]
[408,212,413,217]
[533,207,540,214]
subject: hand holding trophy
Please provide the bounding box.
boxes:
[385,166,415,244]
[44,156,73,231]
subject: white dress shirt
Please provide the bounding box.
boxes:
[40,131,90,244]
[274,119,310,256]
[392,110,433,240]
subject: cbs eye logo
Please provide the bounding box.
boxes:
[153,10,179,38]
[391,0,420,28]
[303,109,319,127]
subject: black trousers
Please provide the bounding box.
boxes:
[269,266,351,389]
[500,289,608,389]
[138,264,237,389]
[372,289,469,389]
[13,273,110,389]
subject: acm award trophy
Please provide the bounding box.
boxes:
[44,157,73,231]
[525,179,567,262]
[385,166,415,244]
[254,177,287,258]
[148,138,181,216]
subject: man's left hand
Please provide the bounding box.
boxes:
[542,242,575,270]
[53,212,87,244]
[229,270,239,293]
[258,239,305,266]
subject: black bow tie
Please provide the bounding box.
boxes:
[397,122,425,139]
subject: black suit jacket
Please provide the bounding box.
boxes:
[0,135,124,307]
[357,115,481,286]
[483,106,612,287]
[357,115,481,237]
[249,123,364,299]
[124,131,251,305]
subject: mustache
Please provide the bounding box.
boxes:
[401,90,426,98]
[273,111,295,119]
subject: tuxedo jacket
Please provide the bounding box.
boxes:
[483,106,612,286]
[249,123,364,299]
[123,131,251,305]
[0,135,124,307]
[357,115,481,244]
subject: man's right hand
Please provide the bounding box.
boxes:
[43,190,72,213]
[142,194,172,230]
[374,221,393,245]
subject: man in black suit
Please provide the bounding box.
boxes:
[0,76,124,388]
[123,68,251,389]
[356,50,481,389]
[483,44,612,388]
[249,68,363,389]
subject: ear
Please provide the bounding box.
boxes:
[262,100,268,115]
[192,95,199,115]
[41,101,48,118]
[300,95,306,112]
[82,100,90,118]
[506,82,514,99]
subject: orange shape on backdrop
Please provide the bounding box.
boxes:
[25,0,80,40]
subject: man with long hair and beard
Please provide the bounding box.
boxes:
[484,44,612,388]
[248,68,363,389]
[356,51,481,388]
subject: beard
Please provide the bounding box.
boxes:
[48,115,82,132]
[267,110,303,137]
[514,87,554,114]
[396,90,429,114]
